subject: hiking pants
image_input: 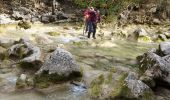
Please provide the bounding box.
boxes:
[87,22,96,38]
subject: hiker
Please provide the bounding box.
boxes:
[87,7,100,39]
[83,7,90,33]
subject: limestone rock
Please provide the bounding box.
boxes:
[137,48,170,87]
[153,18,161,25]
[36,48,81,83]
[125,73,152,97]
[0,37,15,48]
[8,38,42,66]
[159,41,170,55]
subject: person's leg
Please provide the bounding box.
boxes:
[85,21,88,33]
[87,22,93,38]
[92,23,97,39]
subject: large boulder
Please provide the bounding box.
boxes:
[124,73,154,98]
[35,48,81,88]
[8,38,42,68]
[137,47,170,88]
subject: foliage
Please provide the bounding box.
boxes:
[73,0,141,15]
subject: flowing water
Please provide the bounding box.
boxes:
[0,23,158,100]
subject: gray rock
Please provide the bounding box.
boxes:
[134,28,148,37]
[16,74,34,89]
[164,31,170,38]
[37,48,81,77]
[158,34,167,41]
[159,41,170,55]
[153,18,161,25]
[125,73,152,97]
[12,7,33,21]
[8,38,42,65]
[12,11,24,20]
[41,15,50,23]
[137,49,170,87]
[56,12,68,20]
[0,14,15,24]
[0,37,15,48]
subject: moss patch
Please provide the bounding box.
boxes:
[34,71,82,88]
[138,36,151,42]
[105,72,113,84]
[90,74,104,96]
[47,31,61,36]
[110,73,129,97]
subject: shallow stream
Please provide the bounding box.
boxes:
[0,23,158,100]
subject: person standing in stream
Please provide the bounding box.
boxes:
[87,7,101,39]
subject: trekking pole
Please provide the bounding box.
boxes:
[83,21,86,36]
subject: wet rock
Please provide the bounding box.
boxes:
[137,48,170,88]
[164,31,170,38]
[8,38,42,67]
[130,28,152,42]
[31,16,40,23]
[134,28,148,37]
[16,74,34,89]
[0,14,15,24]
[12,11,24,20]
[18,20,31,29]
[12,7,33,21]
[157,34,167,41]
[56,12,68,20]
[159,41,170,55]
[155,87,170,100]
[19,74,27,82]
[0,46,6,60]
[35,48,81,88]
[0,37,15,48]
[153,18,161,25]
[41,15,50,23]
[124,73,153,98]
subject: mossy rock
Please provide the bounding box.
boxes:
[17,61,42,72]
[16,75,34,89]
[0,59,12,68]
[90,74,104,96]
[34,71,82,89]
[18,21,31,29]
[47,32,60,36]
[111,73,155,100]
